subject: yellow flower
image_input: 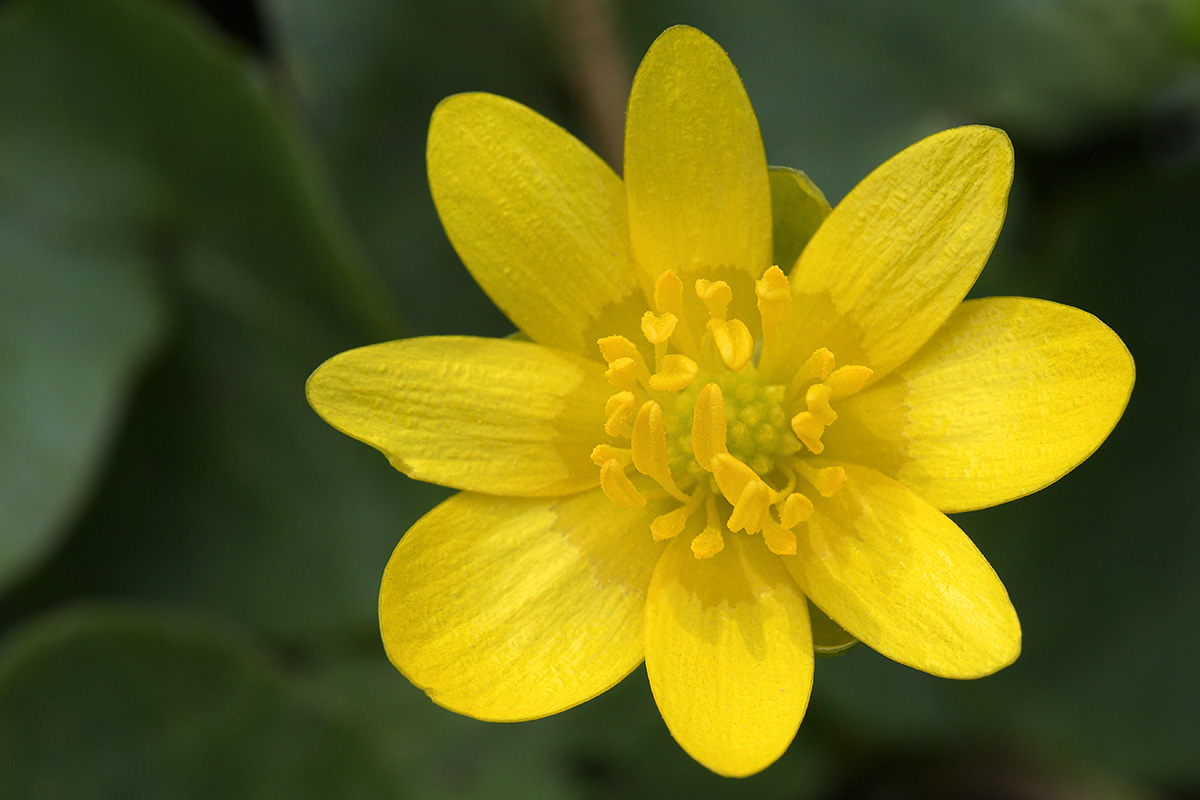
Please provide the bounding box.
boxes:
[306,26,1133,777]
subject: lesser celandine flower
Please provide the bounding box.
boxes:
[307,26,1133,777]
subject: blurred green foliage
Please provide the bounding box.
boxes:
[0,0,1197,797]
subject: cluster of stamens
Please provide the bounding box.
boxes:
[591,266,872,559]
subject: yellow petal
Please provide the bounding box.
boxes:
[782,126,1013,381]
[428,93,644,355]
[644,534,814,777]
[830,298,1135,512]
[306,336,609,496]
[783,463,1020,678]
[380,489,662,720]
[624,26,771,328]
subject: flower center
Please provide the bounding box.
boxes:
[591,268,872,558]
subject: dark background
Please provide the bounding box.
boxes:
[1,0,1198,797]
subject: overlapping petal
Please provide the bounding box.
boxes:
[645,534,814,777]
[829,298,1135,512]
[783,463,1020,679]
[781,126,1013,381]
[624,26,772,329]
[380,489,662,721]
[428,92,644,355]
[306,337,610,496]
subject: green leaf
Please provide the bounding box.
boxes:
[0,0,432,640]
[263,0,563,337]
[0,606,400,799]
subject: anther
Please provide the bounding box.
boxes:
[779,492,814,528]
[641,311,677,345]
[600,459,645,508]
[805,383,837,425]
[590,443,631,467]
[788,347,836,400]
[648,354,698,392]
[631,401,689,501]
[603,392,636,436]
[710,453,776,526]
[826,364,873,397]
[654,270,684,317]
[650,490,704,541]
[691,383,728,470]
[604,358,639,391]
[695,279,732,320]
[762,519,797,556]
[707,317,754,371]
[691,495,725,559]
[755,266,791,325]
[727,479,771,534]
[790,411,825,454]
[809,465,847,497]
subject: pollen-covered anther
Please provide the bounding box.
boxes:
[691,382,727,470]
[810,465,847,497]
[755,265,791,325]
[790,411,826,454]
[641,311,677,345]
[603,391,636,436]
[788,347,835,399]
[691,495,725,559]
[648,354,698,392]
[695,279,732,319]
[827,364,873,397]
[709,452,776,534]
[651,490,704,541]
[590,443,631,467]
[805,383,837,425]
[653,269,684,316]
[762,519,797,555]
[631,400,689,501]
[706,317,754,371]
[779,491,814,527]
[599,459,645,508]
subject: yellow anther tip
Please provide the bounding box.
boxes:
[600,460,646,508]
[763,521,798,556]
[695,279,732,319]
[805,382,838,425]
[604,357,639,391]
[598,335,639,363]
[641,311,677,345]
[648,354,698,392]
[827,364,873,397]
[779,492,814,528]
[691,383,728,471]
[790,411,825,454]
[651,507,689,541]
[707,318,754,371]
[654,270,683,315]
[691,529,725,559]
[813,466,847,497]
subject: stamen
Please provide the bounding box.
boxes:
[695,279,732,320]
[790,411,826,454]
[709,453,776,529]
[600,459,645,508]
[691,494,725,559]
[631,401,689,501]
[787,347,835,401]
[762,519,797,556]
[706,318,754,371]
[641,311,677,345]
[800,464,847,497]
[604,358,639,391]
[650,490,704,541]
[603,391,636,436]
[779,492,814,527]
[755,266,791,373]
[654,270,684,317]
[826,364,873,397]
[805,383,837,425]
[590,443,631,467]
[727,479,771,534]
[648,354,698,392]
[691,383,728,470]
